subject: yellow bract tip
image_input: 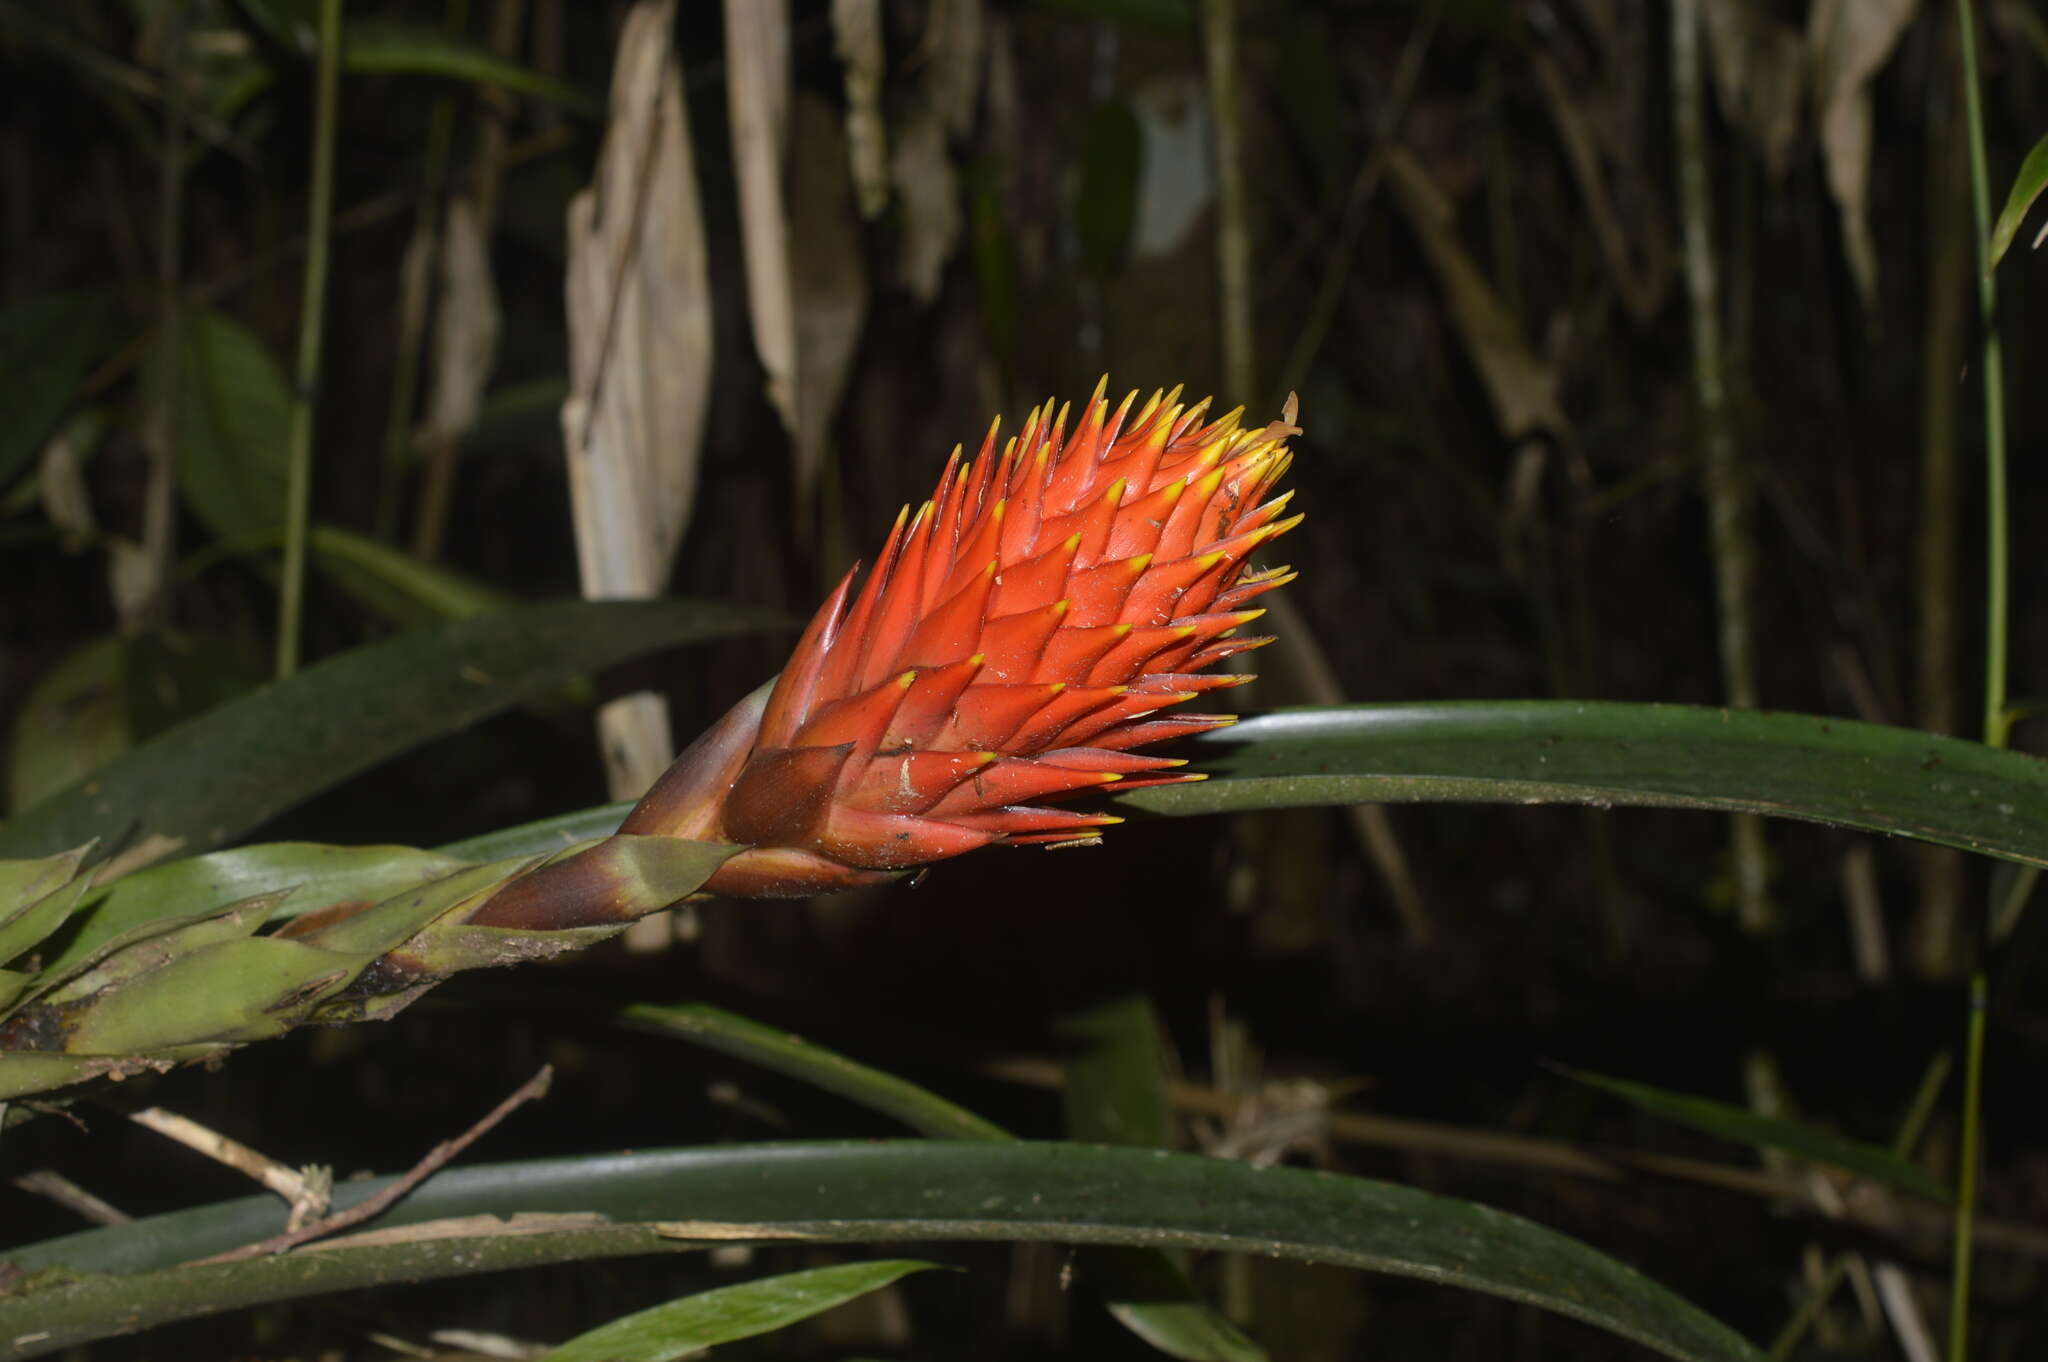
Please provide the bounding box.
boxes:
[1180,772,1211,783]
[1128,553,1154,574]
[1112,624,1134,637]
[896,670,918,688]
[1163,757,1190,767]
[965,652,988,667]
[976,751,1000,764]
[1051,599,1071,615]
[1097,773,1123,784]
[1104,476,1127,504]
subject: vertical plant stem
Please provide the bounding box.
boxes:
[1673,0,1771,932]
[1201,0,1253,400]
[138,0,187,634]
[1950,974,1986,1360]
[1952,1,2003,1355]
[276,0,345,679]
[1914,41,1971,979]
[376,0,465,543]
[1960,0,2007,752]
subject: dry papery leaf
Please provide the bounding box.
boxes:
[790,94,869,506]
[724,0,799,440]
[561,0,714,802]
[831,0,888,218]
[1700,0,1805,181]
[1385,146,1566,442]
[1808,0,1919,313]
[891,109,960,305]
[423,195,501,444]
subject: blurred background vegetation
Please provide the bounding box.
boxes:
[2,0,2046,1356]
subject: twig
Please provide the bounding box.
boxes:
[129,1106,331,1227]
[11,1170,132,1226]
[197,1064,553,1264]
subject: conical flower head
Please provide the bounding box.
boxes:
[625,382,1302,896]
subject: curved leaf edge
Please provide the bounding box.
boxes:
[2,1141,1766,1362]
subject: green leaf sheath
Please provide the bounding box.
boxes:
[3,1142,1766,1362]
[0,599,780,862]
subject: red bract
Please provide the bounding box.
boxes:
[624,381,1302,896]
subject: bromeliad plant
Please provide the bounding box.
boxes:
[0,383,1302,1089]
[7,396,2047,1362]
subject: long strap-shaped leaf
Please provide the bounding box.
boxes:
[3,1141,1765,1362]
[0,598,779,863]
[446,700,2048,868]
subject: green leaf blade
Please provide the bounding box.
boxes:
[538,1260,942,1362]
[446,702,2048,873]
[1989,130,2048,270]
[0,290,110,494]
[4,1142,1766,1362]
[1557,1066,1948,1202]
[0,598,778,863]
[1115,703,2048,869]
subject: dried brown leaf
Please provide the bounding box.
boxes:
[1807,0,1918,312]
[831,0,888,218]
[891,110,961,305]
[562,0,715,798]
[1385,147,1565,441]
[423,195,502,442]
[790,95,869,506]
[724,0,799,436]
[1700,0,1806,180]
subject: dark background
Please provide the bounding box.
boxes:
[3,0,2047,1356]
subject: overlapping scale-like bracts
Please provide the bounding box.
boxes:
[622,381,1301,896]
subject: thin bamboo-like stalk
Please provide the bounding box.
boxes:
[1673,0,1773,933]
[136,0,186,635]
[1913,51,1971,979]
[412,0,520,561]
[1951,0,2006,1352]
[1204,0,1433,943]
[1201,0,1252,401]
[374,0,465,544]
[276,0,344,679]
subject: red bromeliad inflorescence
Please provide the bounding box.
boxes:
[623,380,1302,897]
